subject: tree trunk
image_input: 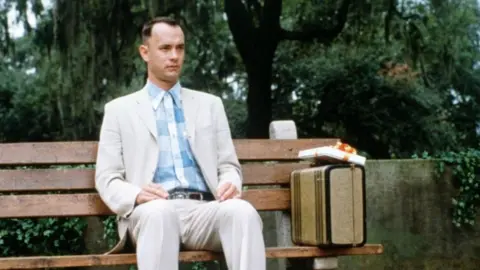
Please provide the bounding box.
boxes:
[223,0,281,139]
[224,0,350,138]
[245,54,274,138]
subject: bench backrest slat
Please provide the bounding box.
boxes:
[0,139,337,165]
[0,189,290,218]
[0,163,311,192]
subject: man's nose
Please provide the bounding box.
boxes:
[169,49,179,59]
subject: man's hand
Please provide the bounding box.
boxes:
[217,182,240,201]
[135,183,169,205]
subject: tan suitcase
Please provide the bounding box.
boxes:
[290,164,366,247]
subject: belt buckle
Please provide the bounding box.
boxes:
[188,192,203,201]
[169,191,203,201]
[170,191,186,200]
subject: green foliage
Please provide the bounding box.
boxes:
[413,148,480,228]
[0,217,87,256]
[190,262,208,270]
[439,149,480,228]
[2,0,479,150]
[271,0,480,158]
[102,216,119,249]
[275,42,459,158]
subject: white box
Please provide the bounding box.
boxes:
[298,146,366,166]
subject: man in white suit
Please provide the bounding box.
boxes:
[94,17,266,270]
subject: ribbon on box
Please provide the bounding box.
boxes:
[332,141,357,161]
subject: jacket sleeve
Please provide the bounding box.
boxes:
[95,102,142,218]
[213,97,243,195]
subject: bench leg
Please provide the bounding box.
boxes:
[313,257,338,270]
[285,257,338,270]
[284,258,308,270]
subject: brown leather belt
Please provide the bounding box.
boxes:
[168,188,215,201]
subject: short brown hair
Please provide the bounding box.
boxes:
[141,17,182,42]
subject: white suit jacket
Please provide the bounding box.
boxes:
[94,85,242,253]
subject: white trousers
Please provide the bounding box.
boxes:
[127,198,266,270]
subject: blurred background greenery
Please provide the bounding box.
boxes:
[1,0,478,158]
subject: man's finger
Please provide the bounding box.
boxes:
[145,185,168,199]
[149,183,164,189]
[142,193,157,202]
[143,186,161,197]
[216,182,231,198]
[147,183,169,197]
[221,184,237,201]
[137,192,157,205]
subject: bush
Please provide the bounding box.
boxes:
[0,217,87,257]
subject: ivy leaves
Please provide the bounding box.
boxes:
[415,148,480,228]
[440,149,480,228]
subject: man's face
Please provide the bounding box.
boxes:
[139,23,185,86]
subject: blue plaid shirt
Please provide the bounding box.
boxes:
[146,80,209,192]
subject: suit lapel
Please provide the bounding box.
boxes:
[181,88,199,147]
[134,89,157,142]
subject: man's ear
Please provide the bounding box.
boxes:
[138,44,149,62]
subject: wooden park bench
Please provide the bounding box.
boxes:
[0,121,383,269]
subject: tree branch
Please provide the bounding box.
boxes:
[247,0,262,23]
[224,0,256,61]
[1,14,11,55]
[384,0,423,45]
[280,0,351,43]
[384,0,396,44]
[262,0,281,31]
[393,6,422,21]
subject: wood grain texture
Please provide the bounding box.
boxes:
[0,245,384,269]
[234,139,338,160]
[0,168,94,191]
[0,163,311,192]
[0,142,97,165]
[0,189,291,218]
[0,139,338,165]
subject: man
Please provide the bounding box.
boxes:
[95,17,266,270]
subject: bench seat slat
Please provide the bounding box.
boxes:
[0,163,310,192]
[0,245,384,269]
[0,189,291,218]
[0,139,337,165]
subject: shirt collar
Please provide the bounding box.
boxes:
[145,79,182,110]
